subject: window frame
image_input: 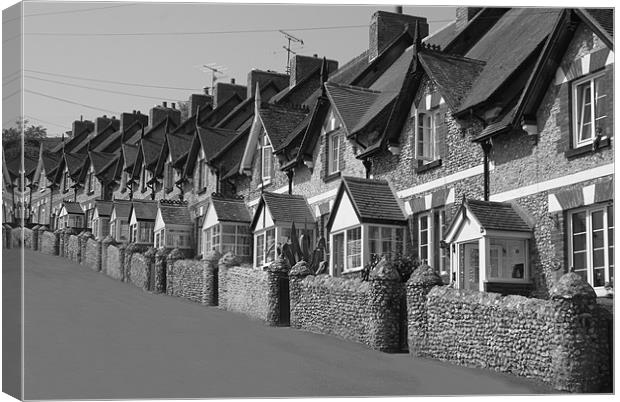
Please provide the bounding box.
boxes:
[331,225,363,274]
[261,134,273,183]
[254,227,276,268]
[368,225,405,261]
[571,71,607,148]
[415,109,441,163]
[568,203,614,293]
[418,208,449,275]
[327,130,344,175]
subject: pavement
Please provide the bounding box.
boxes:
[10,249,557,399]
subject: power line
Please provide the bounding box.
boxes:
[25,69,201,91]
[3,74,22,86]
[3,3,137,23]
[2,89,21,101]
[23,115,71,130]
[25,75,186,102]
[25,89,120,115]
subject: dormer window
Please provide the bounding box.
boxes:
[573,72,607,148]
[261,135,273,182]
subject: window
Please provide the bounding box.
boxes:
[255,228,275,267]
[120,221,129,241]
[110,221,116,240]
[155,232,161,248]
[197,159,208,191]
[139,222,154,243]
[369,226,404,260]
[416,111,441,162]
[165,229,191,248]
[261,135,273,182]
[101,219,109,238]
[346,227,362,270]
[573,73,607,148]
[93,219,99,237]
[63,171,69,192]
[418,209,449,274]
[330,227,363,275]
[327,132,344,175]
[85,209,94,229]
[140,166,147,192]
[569,204,614,288]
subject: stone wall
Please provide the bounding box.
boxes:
[129,253,151,290]
[40,231,58,255]
[289,259,405,352]
[167,259,216,305]
[23,228,32,249]
[82,238,101,272]
[66,235,80,263]
[221,265,270,321]
[11,228,21,248]
[407,270,611,392]
[105,245,123,280]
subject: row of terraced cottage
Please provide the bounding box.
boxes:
[6,7,613,392]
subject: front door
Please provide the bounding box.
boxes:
[460,243,479,291]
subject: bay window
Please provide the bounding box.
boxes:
[569,204,614,291]
[204,223,251,257]
[255,228,276,267]
[369,226,404,260]
[418,209,449,275]
[573,72,607,148]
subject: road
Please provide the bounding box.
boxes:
[12,249,556,399]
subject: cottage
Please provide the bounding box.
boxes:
[57,201,84,230]
[109,200,132,243]
[154,199,193,250]
[91,200,113,240]
[201,195,252,259]
[128,200,158,245]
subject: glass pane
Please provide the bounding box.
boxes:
[608,205,614,228]
[333,233,345,276]
[573,251,587,269]
[369,226,380,240]
[572,212,586,233]
[592,210,604,230]
[574,269,587,282]
[593,249,605,268]
[594,268,605,287]
[592,230,605,249]
[420,215,428,231]
[594,77,606,120]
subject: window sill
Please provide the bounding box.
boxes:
[414,159,442,173]
[257,180,272,190]
[324,171,341,183]
[197,188,207,195]
[342,267,363,274]
[565,137,611,159]
[87,191,94,196]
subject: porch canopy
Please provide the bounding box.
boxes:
[155,200,193,249]
[444,198,533,295]
[129,200,158,245]
[202,195,252,258]
[110,200,132,242]
[58,201,84,229]
[326,176,407,276]
[250,192,315,268]
[92,200,113,239]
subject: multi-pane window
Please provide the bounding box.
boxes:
[39,173,46,192]
[261,135,273,182]
[346,227,362,269]
[418,209,449,274]
[155,232,161,248]
[369,226,404,260]
[63,171,70,192]
[85,208,93,229]
[165,229,191,248]
[139,222,155,243]
[416,111,441,162]
[573,73,607,147]
[204,224,251,257]
[255,228,275,267]
[569,204,614,288]
[327,132,344,175]
[119,221,129,242]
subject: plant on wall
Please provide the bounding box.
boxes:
[361,253,419,282]
[278,221,328,274]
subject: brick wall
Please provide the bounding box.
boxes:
[82,238,101,271]
[167,259,217,305]
[129,252,150,290]
[220,265,270,321]
[407,271,611,392]
[105,244,123,280]
[40,231,58,255]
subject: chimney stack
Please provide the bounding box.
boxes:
[120,111,148,133]
[455,7,482,32]
[368,11,428,60]
[246,69,289,99]
[188,93,213,117]
[149,103,181,127]
[213,81,247,108]
[72,119,94,137]
[395,5,403,14]
[289,54,338,87]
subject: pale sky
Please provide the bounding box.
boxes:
[3,1,457,136]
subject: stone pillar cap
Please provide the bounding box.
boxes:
[101,235,116,245]
[408,264,443,286]
[167,247,184,261]
[144,247,157,258]
[289,260,312,277]
[204,249,222,263]
[549,272,597,300]
[268,256,290,273]
[219,251,240,267]
[369,257,401,281]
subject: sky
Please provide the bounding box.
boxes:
[2,1,457,136]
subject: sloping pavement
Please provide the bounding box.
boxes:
[14,249,557,399]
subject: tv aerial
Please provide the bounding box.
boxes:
[279,30,304,74]
[201,63,228,93]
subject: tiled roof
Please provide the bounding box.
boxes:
[6,155,38,179]
[122,143,139,170]
[131,200,158,221]
[466,199,531,232]
[158,201,192,226]
[258,103,309,150]
[93,130,122,153]
[167,132,194,164]
[98,157,121,184]
[423,21,458,49]
[41,150,61,177]
[584,8,613,38]
[39,137,64,151]
[89,151,118,175]
[65,153,87,176]
[458,8,562,112]
[141,137,163,168]
[341,176,406,224]
[276,112,311,153]
[257,192,315,227]
[197,126,237,161]
[324,83,382,135]
[474,103,518,141]
[328,50,370,85]
[211,196,251,223]
[111,200,132,219]
[62,201,84,215]
[94,200,113,217]
[213,130,249,180]
[270,65,322,106]
[418,50,485,110]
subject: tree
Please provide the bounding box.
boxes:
[2,119,48,161]
[177,101,190,121]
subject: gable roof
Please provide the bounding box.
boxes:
[61,201,84,215]
[328,176,406,229]
[575,8,613,49]
[89,151,118,176]
[130,200,158,221]
[157,200,192,226]
[122,143,139,172]
[141,137,163,169]
[111,200,132,220]
[210,196,251,223]
[258,103,309,150]
[64,152,88,177]
[94,200,113,217]
[250,192,315,229]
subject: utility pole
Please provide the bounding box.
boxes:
[202,63,227,93]
[279,30,304,74]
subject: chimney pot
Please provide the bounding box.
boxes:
[314,54,318,58]
[231,78,236,84]
[395,5,403,14]
[171,102,176,109]
[163,101,167,108]
[103,115,107,118]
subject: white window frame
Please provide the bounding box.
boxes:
[254,227,276,268]
[415,109,441,163]
[572,72,607,148]
[331,225,363,274]
[568,204,614,294]
[261,135,273,183]
[327,131,344,175]
[39,173,46,192]
[418,208,449,275]
[368,225,405,260]
[165,163,174,191]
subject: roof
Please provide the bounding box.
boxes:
[122,143,139,170]
[111,200,132,219]
[198,126,236,161]
[158,201,192,226]
[94,200,113,217]
[258,103,309,150]
[252,192,314,228]
[211,196,251,223]
[327,50,370,85]
[89,151,118,175]
[466,199,531,232]
[61,201,84,215]
[64,153,87,176]
[41,150,61,177]
[167,132,194,164]
[423,21,458,49]
[39,137,64,151]
[458,8,563,112]
[583,8,613,38]
[131,200,158,221]
[339,176,406,225]
[141,137,163,168]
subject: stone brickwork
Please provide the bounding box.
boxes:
[289,259,405,351]
[407,272,611,392]
[40,231,58,255]
[167,259,216,305]
[66,235,80,263]
[23,228,33,249]
[153,248,167,293]
[82,238,101,271]
[11,228,22,248]
[105,244,123,280]
[221,265,270,321]
[129,252,151,290]
[31,226,39,250]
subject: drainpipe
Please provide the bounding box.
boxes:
[286,169,294,195]
[362,158,372,179]
[481,140,492,201]
[48,183,54,228]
